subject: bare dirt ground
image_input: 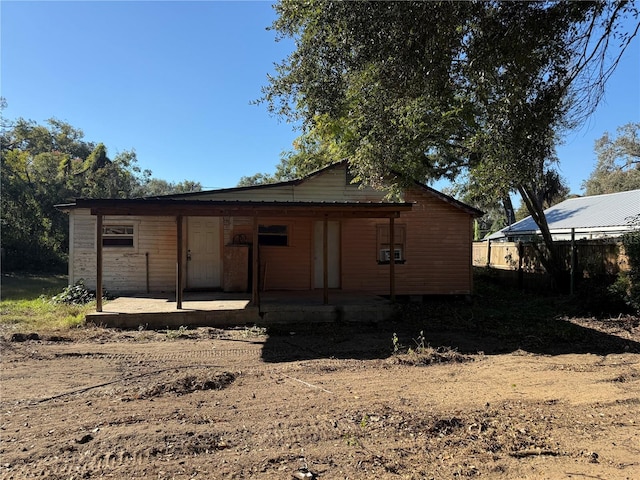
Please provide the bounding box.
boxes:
[1,313,639,480]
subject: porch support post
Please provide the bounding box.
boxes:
[389,216,396,302]
[323,214,329,305]
[252,215,260,308]
[96,214,103,312]
[176,215,184,309]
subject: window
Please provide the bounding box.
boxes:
[102,225,134,247]
[258,224,288,246]
[377,224,406,264]
[379,248,403,262]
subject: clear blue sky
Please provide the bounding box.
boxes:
[2,1,639,194]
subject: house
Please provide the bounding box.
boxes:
[57,161,483,311]
[487,189,640,243]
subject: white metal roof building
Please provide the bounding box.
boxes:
[487,189,640,242]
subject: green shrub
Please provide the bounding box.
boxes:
[612,231,640,313]
[50,279,110,305]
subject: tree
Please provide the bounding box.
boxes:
[583,122,640,195]
[141,179,203,196]
[261,0,638,281]
[0,112,201,271]
[1,117,97,270]
[237,172,278,187]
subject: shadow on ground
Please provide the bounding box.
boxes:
[260,291,640,363]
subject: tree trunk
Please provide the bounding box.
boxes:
[502,196,516,226]
[517,185,567,288]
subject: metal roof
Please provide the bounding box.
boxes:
[488,189,640,240]
[57,197,413,219]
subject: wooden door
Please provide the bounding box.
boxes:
[314,220,340,288]
[187,217,221,289]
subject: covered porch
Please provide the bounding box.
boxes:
[75,197,412,317]
[86,290,395,329]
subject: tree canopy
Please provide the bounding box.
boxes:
[259,0,638,278]
[1,111,202,271]
[583,122,640,195]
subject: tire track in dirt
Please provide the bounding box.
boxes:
[2,449,156,480]
[50,347,265,361]
[256,418,347,447]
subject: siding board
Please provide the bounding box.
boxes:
[69,210,177,293]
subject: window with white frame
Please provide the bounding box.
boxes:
[102,224,135,247]
[376,224,406,264]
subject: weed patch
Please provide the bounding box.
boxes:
[390,331,476,366]
[165,325,195,340]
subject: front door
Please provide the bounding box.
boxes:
[187,217,221,289]
[314,220,340,288]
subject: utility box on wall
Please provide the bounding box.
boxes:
[223,244,249,292]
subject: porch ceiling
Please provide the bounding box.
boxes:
[74,198,413,218]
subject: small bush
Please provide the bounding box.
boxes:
[613,232,640,313]
[50,280,109,305]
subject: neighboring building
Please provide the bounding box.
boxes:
[57,161,482,306]
[487,189,640,243]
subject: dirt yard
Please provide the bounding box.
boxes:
[1,313,639,479]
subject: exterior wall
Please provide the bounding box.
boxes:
[172,163,388,202]
[341,188,473,295]
[67,166,475,296]
[215,216,315,292]
[254,217,313,291]
[69,209,177,294]
[291,165,387,202]
[219,188,473,295]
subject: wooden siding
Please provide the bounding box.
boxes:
[70,209,177,293]
[173,164,387,202]
[292,165,387,202]
[67,166,475,295]
[257,218,313,290]
[342,188,473,295]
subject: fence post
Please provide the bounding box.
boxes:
[570,228,576,295]
[517,241,524,289]
[486,239,492,268]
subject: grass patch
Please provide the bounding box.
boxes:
[0,297,91,332]
[1,273,91,333]
[1,273,68,300]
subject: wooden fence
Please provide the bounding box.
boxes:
[472,240,629,291]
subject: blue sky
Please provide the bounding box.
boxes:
[2,1,639,194]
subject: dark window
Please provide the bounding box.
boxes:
[258,224,288,246]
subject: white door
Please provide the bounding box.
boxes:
[314,220,340,288]
[187,217,221,289]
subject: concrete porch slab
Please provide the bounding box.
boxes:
[86,291,394,329]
